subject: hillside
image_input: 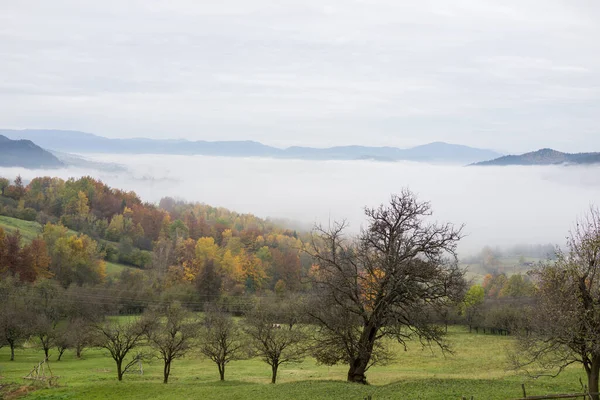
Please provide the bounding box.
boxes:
[0,215,133,278]
[471,148,600,166]
[0,135,64,168]
[1,129,502,164]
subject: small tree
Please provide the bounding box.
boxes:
[0,177,9,196]
[69,318,96,359]
[461,285,485,333]
[0,279,31,361]
[55,318,96,360]
[513,207,600,400]
[55,325,70,361]
[0,304,30,361]
[96,318,153,381]
[244,299,306,384]
[146,302,199,383]
[27,280,65,359]
[200,308,246,381]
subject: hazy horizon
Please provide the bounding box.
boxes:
[2,1,599,153]
[2,154,599,256]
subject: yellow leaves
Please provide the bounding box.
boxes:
[76,191,90,216]
[123,206,133,219]
[182,237,220,282]
[361,268,386,310]
[97,259,107,282]
[195,237,219,264]
[242,252,268,288]
[221,250,244,282]
[221,229,233,246]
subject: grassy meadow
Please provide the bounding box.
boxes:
[0,216,43,243]
[0,326,587,400]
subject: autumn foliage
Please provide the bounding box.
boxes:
[0,175,308,295]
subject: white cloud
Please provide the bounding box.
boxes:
[3,156,599,255]
[0,0,599,152]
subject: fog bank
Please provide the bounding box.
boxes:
[3,155,599,255]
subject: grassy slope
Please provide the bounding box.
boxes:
[0,327,586,400]
[0,215,131,278]
[0,216,42,243]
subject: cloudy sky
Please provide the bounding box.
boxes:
[1,0,599,152]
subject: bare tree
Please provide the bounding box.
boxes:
[307,190,465,384]
[243,299,307,384]
[0,278,31,361]
[69,318,97,359]
[0,304,30,361]
[27,280,65,359]
[96,318,154,381]
[146,302,199,384]
[54,318,96,360]
[200,308,246,381]
[512,206,600,400]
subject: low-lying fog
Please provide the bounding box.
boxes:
[3,154,600,256]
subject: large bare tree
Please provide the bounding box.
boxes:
[308,190,465,384]
[513,206,600,400]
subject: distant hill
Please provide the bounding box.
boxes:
[49,151,126,172]
[472,148,600,166]
[0,135,64,168]
[0,129,502,164]
[471,149,600,166]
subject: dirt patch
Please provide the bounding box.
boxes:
[1,384,39,400]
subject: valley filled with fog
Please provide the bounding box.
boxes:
[2,154,600,255]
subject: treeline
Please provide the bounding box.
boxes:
[0,175,310,293]
[0,276,307,384]
[437,273,535,336]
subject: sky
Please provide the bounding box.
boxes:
[1,0,599,152]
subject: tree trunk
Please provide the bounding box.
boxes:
[347,322,377,384]
[76,345,82,358]
[218,363,225,381]
[9,341,15,361]
[44,346,49,359]
[347,358,369,384]
[271,364,278,384]
[589,356,600,400]
[117,359,123,381]
[163,360,171,384]
[57,348,66,361]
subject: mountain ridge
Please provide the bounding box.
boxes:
[0,135,64,169]
[0,129,501,164]
[471,148,600,166]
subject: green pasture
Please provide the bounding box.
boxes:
[0,326,587,400]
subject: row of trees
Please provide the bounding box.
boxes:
[0,278,305,385]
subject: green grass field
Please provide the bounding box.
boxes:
[0,216,43,243]
[0,326,587,400]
